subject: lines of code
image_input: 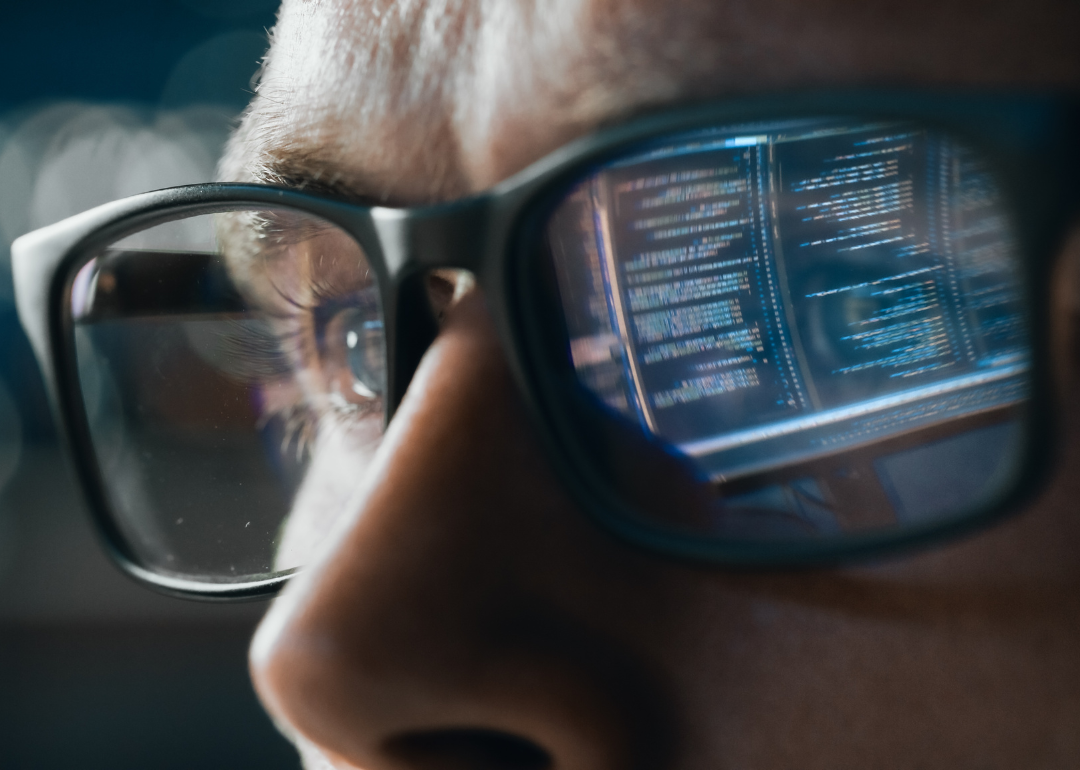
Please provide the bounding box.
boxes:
[548,119,1028,476]
[601,143,805,441]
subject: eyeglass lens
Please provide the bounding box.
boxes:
[67,118,1033,583]
[71,209,385,582]
[542,118,1030,541]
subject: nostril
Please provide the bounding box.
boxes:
[383,728,553,770]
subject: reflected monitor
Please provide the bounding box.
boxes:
[548,119,1029,486]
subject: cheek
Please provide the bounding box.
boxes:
[275,414,384,571]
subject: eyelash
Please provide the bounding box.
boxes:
[217,285,385,460]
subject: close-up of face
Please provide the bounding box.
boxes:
[202,2,1080,769]
[11,1,1080,769]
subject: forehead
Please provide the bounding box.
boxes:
[222,0,1080,201]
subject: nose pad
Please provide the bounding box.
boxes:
[250,288,676,770]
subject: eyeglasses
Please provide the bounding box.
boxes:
[12,92,1080,599]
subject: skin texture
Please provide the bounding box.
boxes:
[219,1,1080,768]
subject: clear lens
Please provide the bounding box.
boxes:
[70,208,384,582]
[542,119,1030,542]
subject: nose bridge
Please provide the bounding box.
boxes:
[249,292,671,770]
[371,196,492,277]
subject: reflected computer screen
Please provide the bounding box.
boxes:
[549,119,1029,485]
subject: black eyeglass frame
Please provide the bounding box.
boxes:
[12,91,1080,600]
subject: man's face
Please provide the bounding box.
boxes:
[222,1,1080,768]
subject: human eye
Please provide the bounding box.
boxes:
[284,283,386,431]
[232,211,387,445]
[318,290,387,403]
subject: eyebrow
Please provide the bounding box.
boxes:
[226,79,478,208]
[230,99,474,208]
[246,155,396,208]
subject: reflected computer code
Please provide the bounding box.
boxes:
[550,119,1028,482]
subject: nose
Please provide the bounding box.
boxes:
[249,289,676,770]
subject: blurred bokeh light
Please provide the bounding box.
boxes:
[0,2,301,768]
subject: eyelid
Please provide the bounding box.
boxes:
[242,230,377,314]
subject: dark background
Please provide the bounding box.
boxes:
[0,2,301,768]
